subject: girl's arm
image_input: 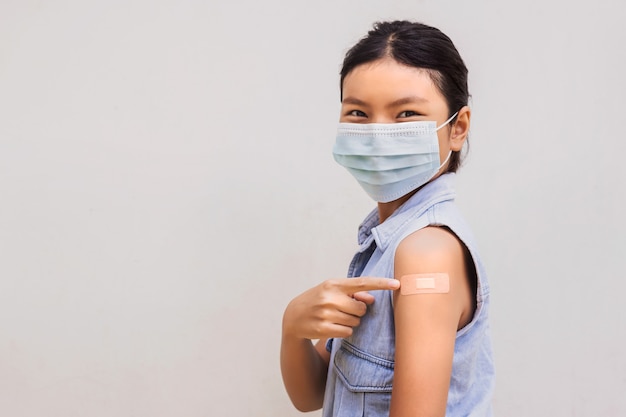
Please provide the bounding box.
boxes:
[280,335,330,412]
[281,277,400,411]
[390,226,475,417]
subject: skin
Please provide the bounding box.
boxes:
[280,57,474,416]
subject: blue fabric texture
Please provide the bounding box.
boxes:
[322,173,495,417]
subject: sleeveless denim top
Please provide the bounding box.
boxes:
[322,173,495,417]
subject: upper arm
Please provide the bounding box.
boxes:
[389,226,474,417]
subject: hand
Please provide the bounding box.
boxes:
[283,277,400,340]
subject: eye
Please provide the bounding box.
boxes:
[397,110,420,118]
[347,109,367,118]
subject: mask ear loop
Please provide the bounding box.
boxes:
[435,111,459,131]
[433,111,459,173]
[439,150,453,168]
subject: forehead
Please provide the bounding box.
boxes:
[342,58,446,105]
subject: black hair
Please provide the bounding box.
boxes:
[340,20,470,172]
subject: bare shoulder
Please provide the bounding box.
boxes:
[395,226,465,272]
[394,226,474,329]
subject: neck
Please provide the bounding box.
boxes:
[377,190,416,223]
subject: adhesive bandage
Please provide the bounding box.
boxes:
[400,273,450,295]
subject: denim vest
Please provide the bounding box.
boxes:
[322,173,495,417]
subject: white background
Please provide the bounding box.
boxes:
[1,1,625,416]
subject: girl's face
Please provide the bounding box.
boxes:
[340,58,468,167]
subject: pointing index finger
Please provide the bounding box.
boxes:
[341,277,400,293]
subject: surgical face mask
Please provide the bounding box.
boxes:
[332,113,457,203]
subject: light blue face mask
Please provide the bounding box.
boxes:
[332,113,457,203]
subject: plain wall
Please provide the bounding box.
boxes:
[1,1,625,416]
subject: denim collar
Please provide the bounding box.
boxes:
[356,173,457,252]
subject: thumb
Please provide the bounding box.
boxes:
[352,291,375,305]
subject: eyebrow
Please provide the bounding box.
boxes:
[341,97,368,106]
[386,96,430,108]
[341,95,430,108]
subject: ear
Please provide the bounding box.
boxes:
[449,105,471,151]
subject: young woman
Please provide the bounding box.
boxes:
[280,20,495,417]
